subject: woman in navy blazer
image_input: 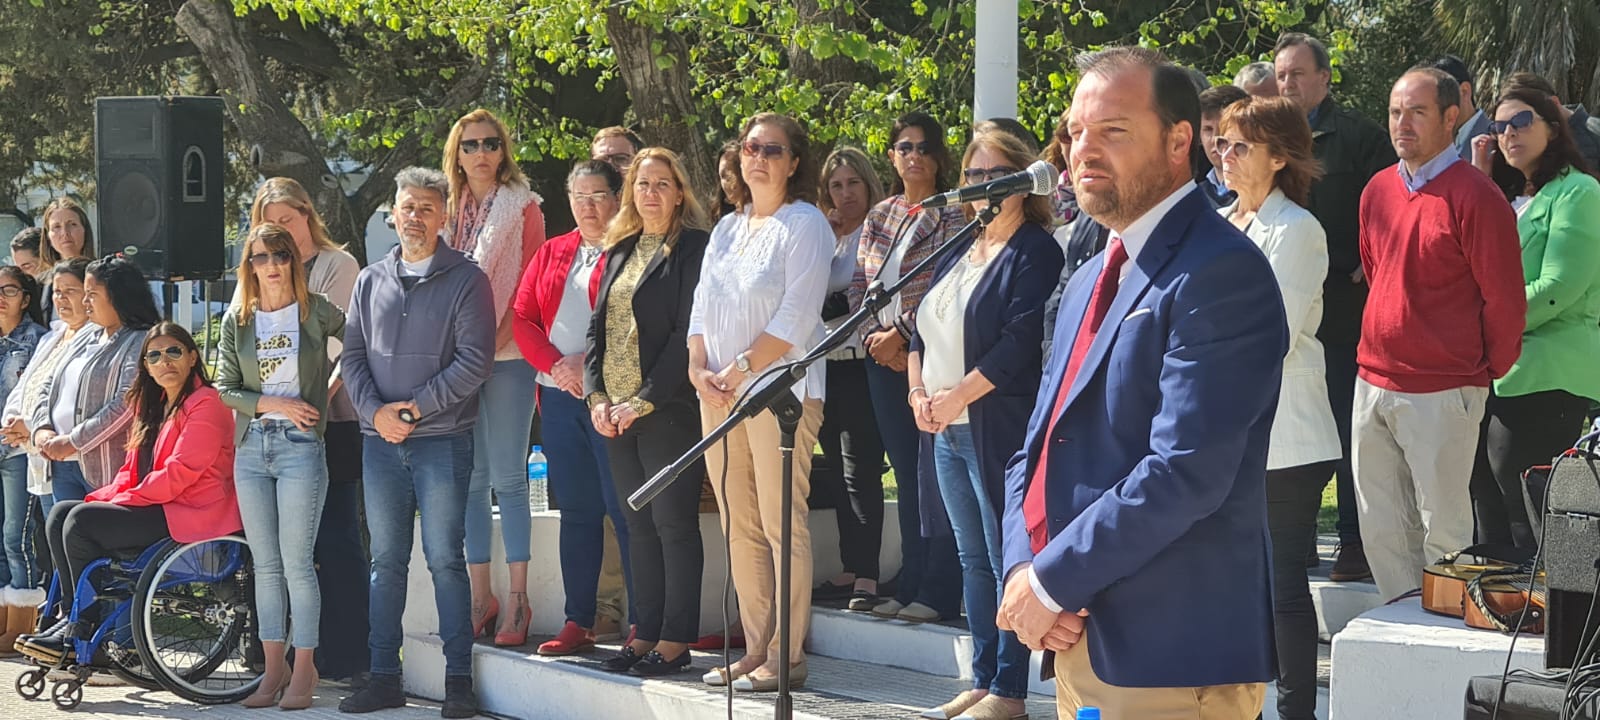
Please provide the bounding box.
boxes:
[907,130,1063,720]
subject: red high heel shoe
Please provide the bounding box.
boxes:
[494,593,531,647]
[471,596,499,639]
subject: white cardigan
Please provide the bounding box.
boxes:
[1220,189,1342,470]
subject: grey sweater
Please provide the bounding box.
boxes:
[341,243,495,438]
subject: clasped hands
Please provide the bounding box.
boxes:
[589,400,641,438]
[910,386,969,435]
[996,563,1090,653]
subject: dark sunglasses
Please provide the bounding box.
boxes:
[962,166,1018,183]
[1489,110,1536,135]
[894,141,935,157]
[459,137,504,154]
[249,250,294,267]
[144,346,187,365]
[1213,137,1254,159]
[741,141,789,159]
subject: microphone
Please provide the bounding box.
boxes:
[918,160,1058,210]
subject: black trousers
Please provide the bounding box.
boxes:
[607,405,704,644]
[1470,389,1591,550]
[815,358,885,580]
[315,420,371,679]
[1323,339,1361,545]
[1267,460,1335,720]
[46,501,168,616]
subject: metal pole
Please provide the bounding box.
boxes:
[974,0,1019,121]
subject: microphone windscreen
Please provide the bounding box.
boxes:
[1026,160,1059,196]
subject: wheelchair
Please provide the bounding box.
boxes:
[12,535,266,710]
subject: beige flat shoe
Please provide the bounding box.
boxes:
[921,689,984,719]
[731,660,807,692]
[953,695,1029,720]
[870,599,905,618]
[896,602,940,623]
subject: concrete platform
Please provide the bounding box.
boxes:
[1331,596,1545,719]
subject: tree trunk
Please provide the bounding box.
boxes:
[787,0,859,91]
[604,7,717,206]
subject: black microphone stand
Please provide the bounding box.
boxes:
[628,201,1003,719]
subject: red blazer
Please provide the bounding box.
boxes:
[86,385,243,543]
[513,228,606,373]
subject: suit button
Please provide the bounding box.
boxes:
[1054,437,1065,444]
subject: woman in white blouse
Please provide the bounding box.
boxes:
[688,113,831,692]
[1216,95,1341,720]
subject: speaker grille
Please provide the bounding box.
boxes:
[104,169,162,252]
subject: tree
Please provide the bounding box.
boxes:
[1435,0,1600,106]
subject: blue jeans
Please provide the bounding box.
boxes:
[0,454,41,590]
[464,360,537,565]
[863,357,962,614]
[235,420,329,648]
[540,387,633,627]
[933,424,1029,698]
[51,461,90,504]
[363,431,474,678]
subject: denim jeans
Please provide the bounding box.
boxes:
[464,360,537,565]
[50,461,90,504]
[235,419,329,649]
[863,357,961,614]
[932,424,1029,699]
[540,387,633,627]
[363,431,474,678]
[0,453,41,590]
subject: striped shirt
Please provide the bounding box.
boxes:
[847,196,967,340]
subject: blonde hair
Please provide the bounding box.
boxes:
[816,147,887,217]
[39,197,95,266]
[442,108,528,217]
[604,148,709,252]
[235,223,311,326]
[249,177,341,252]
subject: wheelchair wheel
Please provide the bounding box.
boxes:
[15,667,45,700]
[131,537,263,705]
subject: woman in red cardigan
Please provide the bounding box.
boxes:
[17,322,240,659]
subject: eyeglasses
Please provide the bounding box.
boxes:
[894,141,935,157]
[741,141,789,159]
[962,166,1018,184]
[570,191,614,206]
[1213,137,1255,159]
[0,285,22,298]
[601,153,634,167]
[1490,110,1536,135]
[459,137,504,154]
[249,250,294,267]
[144,346,187,365]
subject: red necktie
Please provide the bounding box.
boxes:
[1025,237,1128,553]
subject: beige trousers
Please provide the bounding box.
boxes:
[1054,638,1265,720]
[595,517,626,626]
[701,397,824,664]
[1351,378,1488,599]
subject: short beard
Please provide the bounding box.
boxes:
[399,232,433,257]
[1076,159,1173,230]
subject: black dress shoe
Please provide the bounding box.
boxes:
[20,621,77,655]
[811,579,853,601]
[600,646,645,673]
[630,650,691,677]
[441,676,478,718]
[338,673,405,713]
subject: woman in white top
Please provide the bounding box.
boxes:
[1216,95,1341,720]
[442,109,547,647]
[812,147,889,610]
[906,130,1063,720]
[688,113,832,691]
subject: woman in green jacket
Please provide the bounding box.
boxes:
[215,223,347,709]
[1469,86,1600,549]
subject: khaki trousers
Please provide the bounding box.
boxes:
[595,517,626,625]
[1054,638,1265,720]
[1351,378,1487,599]
[701,397,823,664]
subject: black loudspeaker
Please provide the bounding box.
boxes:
[94,96,226,281]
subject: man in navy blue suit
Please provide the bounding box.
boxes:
[997,46,1289,719]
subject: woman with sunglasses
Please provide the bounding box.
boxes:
[36,198,96,321]
[442,108,548,647]
[216,223,347,709]
[0,266,47,653]
[1466,88,1600,550]
[30,256,160,503]
[246,176,368,683]
[689,113,830,691]
[811,147,889,611]
[1214,96,1341,720]
[907,130,1062,720]
[18,323,241,661]
[849,112,964,625]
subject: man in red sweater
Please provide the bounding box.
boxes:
[1353,67,1526,600]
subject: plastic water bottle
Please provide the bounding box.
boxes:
[1075,709,1100,720]
[527,445,549,512]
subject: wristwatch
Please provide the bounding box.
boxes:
[734,351,753,373]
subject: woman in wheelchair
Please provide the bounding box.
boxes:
[17,322,242,659]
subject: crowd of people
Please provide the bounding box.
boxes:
[0,28,1593,720]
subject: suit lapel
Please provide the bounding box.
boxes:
[240,314,262,392]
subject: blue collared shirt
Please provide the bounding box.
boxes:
[1397,146,1461,193]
